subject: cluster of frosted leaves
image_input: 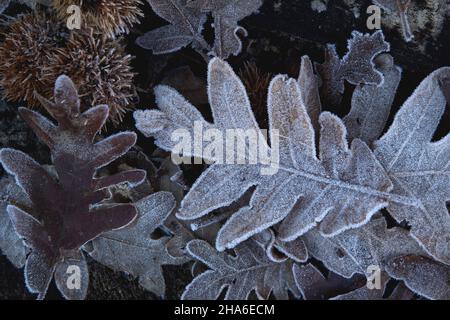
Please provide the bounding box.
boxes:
[83,147,196,298]
[182,236,301,300]
[296,217,444,299]
[303,215,435,297]
[0,75,145,300]
[317,65,450,299]
[137,0,262,59]
[87,191,192,298]
[301,57,450,299]
[316,31,389,108]
[373,0,413,42]
[136,39,450,298]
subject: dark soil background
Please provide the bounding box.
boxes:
[0,0,449,299]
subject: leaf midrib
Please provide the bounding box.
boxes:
[276,164,420,208]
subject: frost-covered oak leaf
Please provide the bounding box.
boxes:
[134,58,419,252]
[88,191,191,298]
[316,31,390,107]
[182,239,300,300]
[136,0,207,54]
[374,67,450,264]
[0,75,144,299]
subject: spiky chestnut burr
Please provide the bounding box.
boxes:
[0,12,69,107]
[0,11,136,126]
[49,29,137,125]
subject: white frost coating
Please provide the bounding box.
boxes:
[0,0,10,14]
[298,55,322,133]
[92,131,137,169]
[23,251,55,300]
[316,30,390,107]
[54,74,80,114]
[372,0,414,42]
[385,255,450,300]
[321,201,387,238]
[133,85,212,159]
[88,191,190,298]
[342,31,390,86]
[374,67,450,265]
[182,239,300,300]
[0,74,142,300]
[293,264,324,300]
[176,165,260,221]
[136,58,414,252]
[344,54,402,145]
[278,111,395,241]
[207,58,262,135]
[134,109,168,136]
[54,250,89,300]
[335,217,426,274]
[7,205,54,300]
[136,0,207,54]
